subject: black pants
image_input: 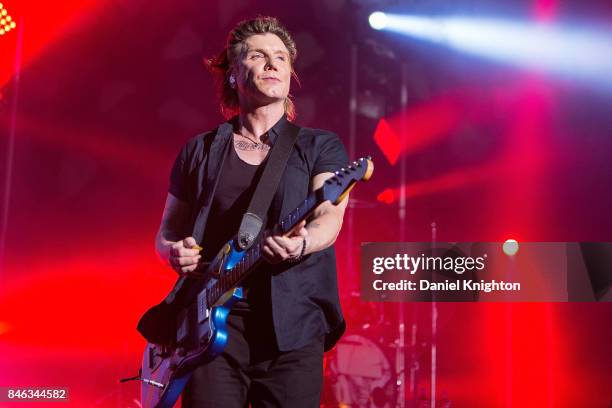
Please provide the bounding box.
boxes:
[182,312,324,408]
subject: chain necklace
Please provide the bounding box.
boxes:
[239,134,262,145]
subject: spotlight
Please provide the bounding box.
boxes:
[367,13,612,88]
[0,3,14,36]
[369,11,387,30]
[503,239,519,256]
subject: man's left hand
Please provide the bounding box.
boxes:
[262,220,308,264]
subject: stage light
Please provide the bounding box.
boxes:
[503,239,519,256]
[0,3,14,36]
[369,11,387,30]
[368,13,612,88]
[376,188,396,204]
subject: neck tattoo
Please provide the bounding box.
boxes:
[234,132,271,152]
[234,139,271,151]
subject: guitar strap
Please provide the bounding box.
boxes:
[236,121,300,250]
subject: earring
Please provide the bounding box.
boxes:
[229,75,236,87]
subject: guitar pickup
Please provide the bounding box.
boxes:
[197,289,210,323]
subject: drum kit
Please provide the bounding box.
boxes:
[325,333,395,408]
[322,296,424,408]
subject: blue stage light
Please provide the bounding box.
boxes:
[369,13,612,88]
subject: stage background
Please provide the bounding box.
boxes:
[0,0,611,406]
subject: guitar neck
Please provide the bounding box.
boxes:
[207,190,323,306]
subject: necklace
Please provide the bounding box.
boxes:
[236,131,268,146]
[240,135,262,145]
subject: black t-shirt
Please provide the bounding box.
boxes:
[200,139,269,313]
[200,140,264,263]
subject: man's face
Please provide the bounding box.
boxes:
[234,33,291,107]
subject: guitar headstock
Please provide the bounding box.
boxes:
[321,156,374,204]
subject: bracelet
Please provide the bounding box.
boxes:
[288,237,307,263]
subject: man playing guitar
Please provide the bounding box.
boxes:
[155,16,349,407]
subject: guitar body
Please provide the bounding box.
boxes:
[140,283,244,408]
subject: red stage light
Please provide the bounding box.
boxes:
[534,0,558,21]
[373,118,401,165]
[0,0,101,88]
[376,188,396,204]
[373,93,466,165]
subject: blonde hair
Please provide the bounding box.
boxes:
[205,16,299,120]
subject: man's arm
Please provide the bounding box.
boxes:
[303,172,348,255]
[155,193,202,275]
[262,172,348,263]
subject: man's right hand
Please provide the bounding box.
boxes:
[169,237,202,276]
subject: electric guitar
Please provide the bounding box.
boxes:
[137,157,374,408]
